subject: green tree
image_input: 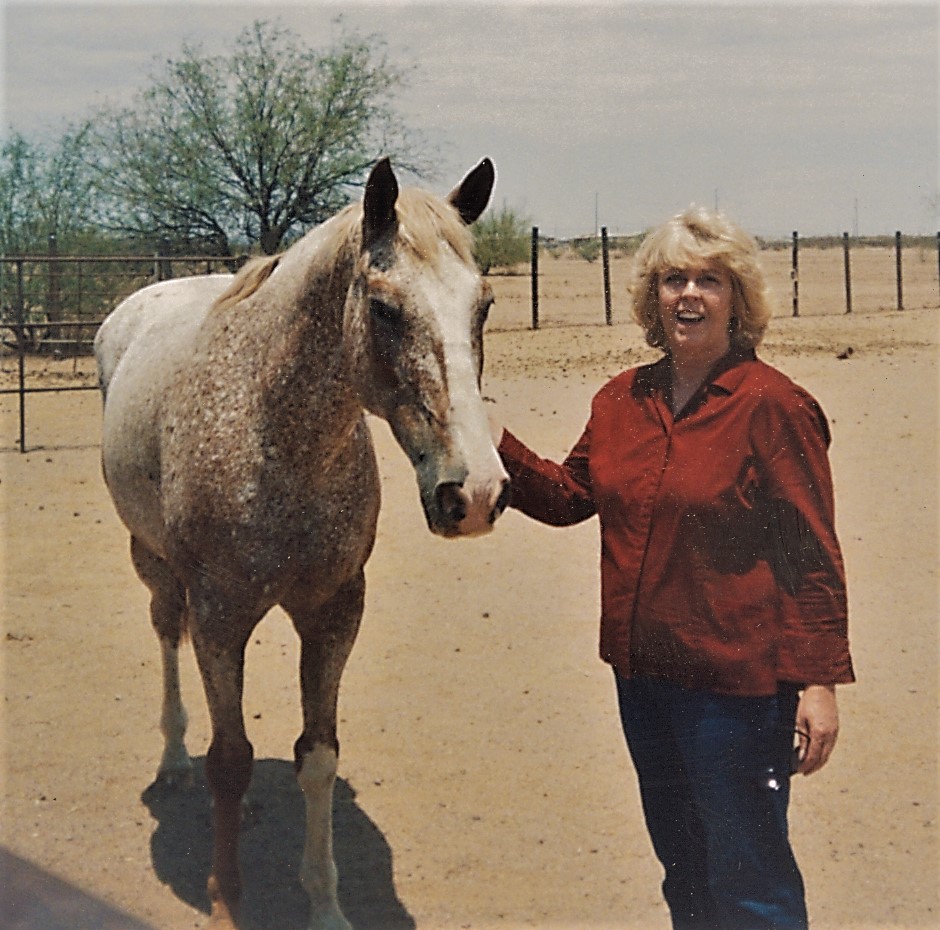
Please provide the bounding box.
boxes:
[88,19,431,255]
[472,205,530,275]
[0,125,97,254]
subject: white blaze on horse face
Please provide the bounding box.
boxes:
[418,249,508,537]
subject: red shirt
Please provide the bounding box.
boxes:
[499,349,854,696]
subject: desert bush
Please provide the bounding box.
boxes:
[572,237,602,263]
[473,206,530,274]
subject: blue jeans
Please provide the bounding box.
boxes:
[614,673,808,930]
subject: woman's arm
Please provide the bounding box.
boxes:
[496,422,597,527]
[756,386,854,687]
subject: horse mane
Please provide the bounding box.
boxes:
[212,254,282,313]
[212,186,475,313]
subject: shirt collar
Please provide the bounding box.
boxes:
[642,347,756,398]
[706,347,757,395]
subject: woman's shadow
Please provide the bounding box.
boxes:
[141,758,415,930]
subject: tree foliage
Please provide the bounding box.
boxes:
[87,20,431,254]
[472,205,530,275]
[0,126,98,254]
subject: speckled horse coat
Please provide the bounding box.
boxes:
[94,158,508,930]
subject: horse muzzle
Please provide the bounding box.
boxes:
[426,475,511,538]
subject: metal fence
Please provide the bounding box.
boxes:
[525,228,940,328]
[0,249,244,451]
[2,233,939,451]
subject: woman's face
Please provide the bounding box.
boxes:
[656,262,734,364]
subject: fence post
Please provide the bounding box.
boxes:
[530,226,539,330]
[15,259,26,452]
[601,227,612,325]
[937,232,940,304]
[842,232,852,315]
[47,233,62,341]
[160,237,173,282]
[895,230,903,311]
[791,231,799,317]
[76,261,84,321]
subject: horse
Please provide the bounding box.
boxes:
[94,157,510,930]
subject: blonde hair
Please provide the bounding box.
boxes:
[629,207,773,351]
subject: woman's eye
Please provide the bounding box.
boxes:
[370,299,403,326]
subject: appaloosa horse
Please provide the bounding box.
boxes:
[95,157,509,929]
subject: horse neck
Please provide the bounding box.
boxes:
[216,225,364,449]
[271,230,357,353]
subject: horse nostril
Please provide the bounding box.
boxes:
[435,482,467,525]
[490,479,512,523]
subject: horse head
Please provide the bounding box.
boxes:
[344,157,510,537]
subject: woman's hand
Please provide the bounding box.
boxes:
[794,684,839,776]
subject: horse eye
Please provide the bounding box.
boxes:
[369,298,403,327]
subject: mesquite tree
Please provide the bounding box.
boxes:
[88,20,431,254]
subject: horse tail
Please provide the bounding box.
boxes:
[212,254,282,313]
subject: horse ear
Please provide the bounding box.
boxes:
[447,158,496,225]
[362,157,400,248]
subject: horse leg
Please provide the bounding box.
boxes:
[189,593,256,930]
[282,572,364,930]
[130,537,192,786]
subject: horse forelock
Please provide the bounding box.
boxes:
[209,186,476,315]
[320,188,476,269]
[393,189,476,267]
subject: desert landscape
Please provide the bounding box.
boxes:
[2,251,937,929]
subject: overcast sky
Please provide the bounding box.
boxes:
[2,1,937,238]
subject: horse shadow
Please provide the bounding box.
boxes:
[141,757,415,930]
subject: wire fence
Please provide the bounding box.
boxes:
[512,228,940,330]
[0,248,246,451]
[2,232,939,451]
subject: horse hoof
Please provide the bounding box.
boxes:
[207,910,239,930]
[155,765,194,790]
[207,877,240,929]
[308,912,353,930]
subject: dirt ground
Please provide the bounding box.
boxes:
[1,254,938,929]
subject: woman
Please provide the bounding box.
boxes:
[495,208,854,930]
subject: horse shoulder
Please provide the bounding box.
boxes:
[97,276,233,390]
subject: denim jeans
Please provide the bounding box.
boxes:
[614,673,808,930]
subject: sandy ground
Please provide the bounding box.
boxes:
[1,254,938,929]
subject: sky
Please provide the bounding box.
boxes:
[1,0,937,239]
